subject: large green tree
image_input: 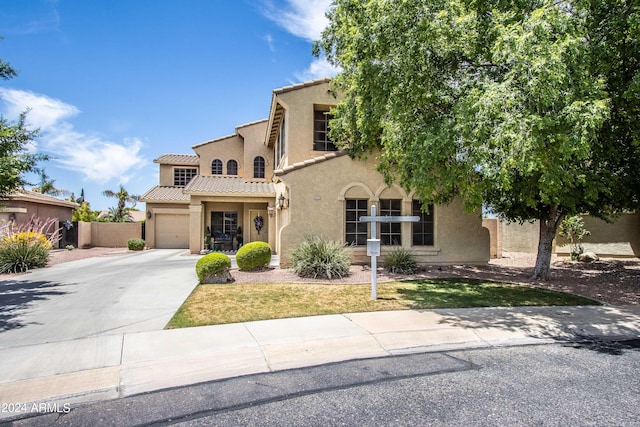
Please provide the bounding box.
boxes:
[317,0,640,280]
[0,44,46,198]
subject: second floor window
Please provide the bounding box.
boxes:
[174,168,198,187]
[313,109,338,151]
[212,159,223,175]
[227,160,238,175]
[254,156,265,179]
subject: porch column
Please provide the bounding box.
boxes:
[189,202,204,254]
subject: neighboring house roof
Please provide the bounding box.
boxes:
[154,154,200,165]
[1,189,79,209]
[183,176,275,196]
[274,151,348,176]
[140,186,190,203]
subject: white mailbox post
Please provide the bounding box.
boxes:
[360,205,420,300]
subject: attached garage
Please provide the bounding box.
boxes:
[154,213,190,249]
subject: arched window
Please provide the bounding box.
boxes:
[211,159,222,175]
[227,160,238,175]
[253,156,265,178]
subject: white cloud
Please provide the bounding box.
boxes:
[0,88,78,129]
[262,0,332,41]
[295,56,341,81]
[0,88,146,184]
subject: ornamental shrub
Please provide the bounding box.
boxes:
[383,247,418,274]
[235,241,272,271]
[289,235,351,279]
[196,252,232,283]
[0,231,53,273]
[127,238,145,251]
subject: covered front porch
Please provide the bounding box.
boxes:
[183,176,277,255]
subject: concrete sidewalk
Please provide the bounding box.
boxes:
[1,304,639,418]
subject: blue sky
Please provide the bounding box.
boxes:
[0,0,336,211]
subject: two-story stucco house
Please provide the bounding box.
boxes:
[141,78,490,265]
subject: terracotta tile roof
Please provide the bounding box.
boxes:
[153,154,199,165]
[140,186,190,203]
[274,151,347,176]
[183,176,275,196]
[2,189,79,209]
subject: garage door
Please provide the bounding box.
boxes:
[155,214,190,249]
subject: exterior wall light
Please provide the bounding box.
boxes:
[277,193,289,209]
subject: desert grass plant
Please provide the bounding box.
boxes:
[383,247,418,274]
[0,216,61,273]
[289,235,351,279]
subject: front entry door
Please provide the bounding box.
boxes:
[249,209,268,243]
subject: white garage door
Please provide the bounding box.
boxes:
[155,214,190,249]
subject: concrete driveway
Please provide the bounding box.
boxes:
[0,249,198,350]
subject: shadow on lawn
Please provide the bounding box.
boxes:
[0,279,72,331]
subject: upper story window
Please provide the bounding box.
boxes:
[412,200,434,246]
[313,109,338,152]
[276,117,286,166]
[380,199,402,245]
[211,159,223,175]
[253,156,265,179]
[174,167,198,187]
[227,160,238,175]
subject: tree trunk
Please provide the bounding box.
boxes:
[531,206,565,281]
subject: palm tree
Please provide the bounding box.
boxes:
[102,185,139,222]
[34,170,69,197]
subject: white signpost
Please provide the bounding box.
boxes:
[360,204,420,300]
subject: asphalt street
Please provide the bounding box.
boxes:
[9,341,640,426]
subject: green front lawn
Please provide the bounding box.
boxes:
[166,278,599,329]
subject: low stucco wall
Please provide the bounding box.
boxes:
[555,213,640,257]
[482,218,501,259]
[78,222,142,248]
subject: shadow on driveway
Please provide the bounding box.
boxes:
[0,280,73,331]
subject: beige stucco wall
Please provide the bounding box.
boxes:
[555,213,640,257]
[275,83,338,169]
[0,200,74,225]
[76,221,142,248]
[237,121,273,180]
[501,220,540,253]
[194,135,245,177]
[482,218,501,258]
[276,154,490,265]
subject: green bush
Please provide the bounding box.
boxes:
[236,241,272,271]
[383,247,418,274]
[127,238,145,251]
[0,231,52,273]
[289,235,351,279]
[196,252,232,283]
